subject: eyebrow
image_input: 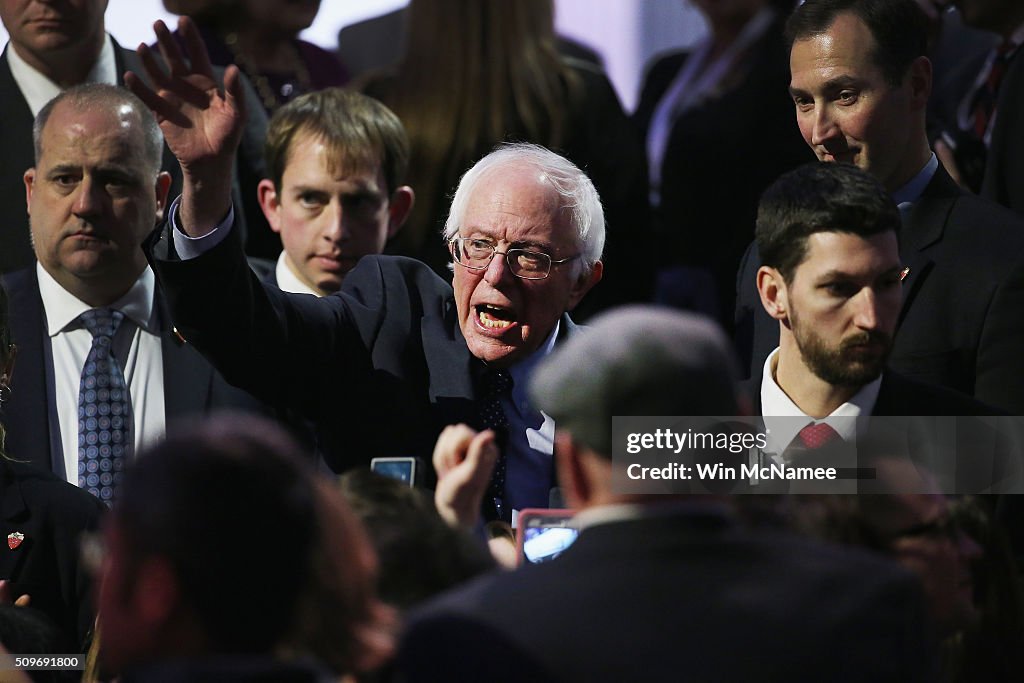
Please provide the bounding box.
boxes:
[815,265,903,281]
[46,163,137,179]
[789,75,862,98]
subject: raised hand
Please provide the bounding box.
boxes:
[126,17,246,236]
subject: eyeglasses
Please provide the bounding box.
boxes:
[450,237,580,280]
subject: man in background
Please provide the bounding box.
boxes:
[255,88,413,296]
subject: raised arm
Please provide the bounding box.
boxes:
[125,17,245,237]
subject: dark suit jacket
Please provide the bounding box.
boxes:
[0,267,265,475]
[735,165,1024,413]
[397,510,936,683]
[0,458,104,650]
[983,47,1024,216]
[0,39,271,274]
[145,224,578,474]
[634,16,813,324]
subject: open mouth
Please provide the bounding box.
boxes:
[476,304,517,330]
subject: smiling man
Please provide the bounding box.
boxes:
[257,88,413,296]
[735,0,1024,414]
[136,18,603,519]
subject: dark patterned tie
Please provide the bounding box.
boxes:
[78,308,131,504]
[969,41,1016,140]
[479,367,513,522]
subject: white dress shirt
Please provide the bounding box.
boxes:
[37,263,166,483]
[759,348,881,455]
[274,252,321,296]
[6,33,118,115]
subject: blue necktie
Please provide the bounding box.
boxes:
[78,308,131,503]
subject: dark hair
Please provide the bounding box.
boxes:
[339,469,494,610]
[114,415,319,655]
[264,88,409,196]
[756,162,900,283]
[785,0,929,86]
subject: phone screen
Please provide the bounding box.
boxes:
[371,458,415,485]
[522,526,579,563]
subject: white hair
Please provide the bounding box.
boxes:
[443,142,605,278]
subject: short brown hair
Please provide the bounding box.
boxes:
[264,88,409,196]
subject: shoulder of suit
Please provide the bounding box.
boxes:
[3,459,106,519]
[878,372,1004,416]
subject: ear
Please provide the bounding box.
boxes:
[386,185,414,240]
[906,55,932,111]
[153,172,172,223]
[756,265,789,322]
[554,431,591,509]
[257,179,284,234]
[23,169,35,216]
[567,260,603,311]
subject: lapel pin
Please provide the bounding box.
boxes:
[899,267,911,282]
[7,532,24,550]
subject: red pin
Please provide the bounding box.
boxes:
[7,532,24,550]
[899,267,911,282]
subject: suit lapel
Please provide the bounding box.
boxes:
[2,270,57,472]
[896,167,959,329]
[0,466,29,581]
[155,286,214,419]
[421,295,477,427]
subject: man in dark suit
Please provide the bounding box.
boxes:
[749,162,1017,495]
[734,0,1024,414]
[132,19,604,520]
[396,306,936,683]
[1,83,261,493]
[255,88,413,297]
[0,1,270,274]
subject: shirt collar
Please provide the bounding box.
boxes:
[759,348,881,452]
[891,153,938,206]
[274,252,322,297]
[6,33,118,116]
[36,261,158,336]
[506,319,560,409]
